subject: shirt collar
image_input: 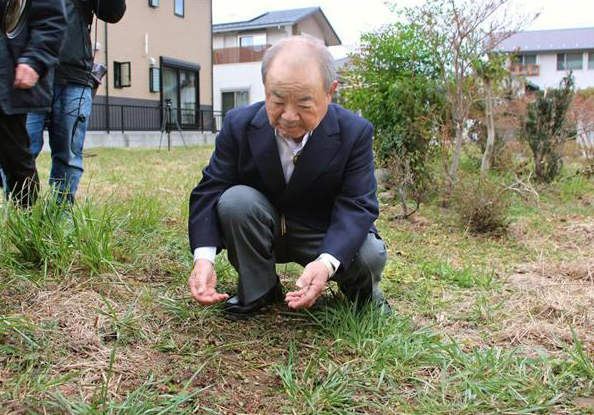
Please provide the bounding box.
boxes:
[275,129,312,147]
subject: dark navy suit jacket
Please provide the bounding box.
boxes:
[188,102,379,271]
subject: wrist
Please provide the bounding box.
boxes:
[316,255,335,278]
[194,258,213,269]
[17,57,42,77]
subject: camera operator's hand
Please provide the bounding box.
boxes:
[188,259,229,305]
[13,64,39,89]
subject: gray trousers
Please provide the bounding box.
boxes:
[217,185,387,304]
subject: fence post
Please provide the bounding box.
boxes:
[106,104,111,134]
[120,105,125,134]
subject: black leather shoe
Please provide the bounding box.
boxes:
[377,299,393,317]
[223,279,283,320]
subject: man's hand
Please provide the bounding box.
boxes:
[13,64,39,89]
[285,260,329,309]
[188,259,229,305]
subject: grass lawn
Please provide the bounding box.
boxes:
[1,145,593,414]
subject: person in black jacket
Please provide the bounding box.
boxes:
[0,0,67,207]
[26,0,126,204]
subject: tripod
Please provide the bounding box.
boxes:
[159,99,187,151]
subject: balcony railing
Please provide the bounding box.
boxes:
[509,64,540,77]
[88,103,224,133]
[214,45,271,64]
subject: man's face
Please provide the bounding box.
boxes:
[264,51,337,141]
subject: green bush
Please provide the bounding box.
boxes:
[522,75,574,182]
[341,23,446,208]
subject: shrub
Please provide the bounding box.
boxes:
[452,175,510,235]
[341,23,445,212]
[522,75,575,182]
[493,140,531,175]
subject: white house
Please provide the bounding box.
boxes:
[212,7,341,115]
[496,27,594,90]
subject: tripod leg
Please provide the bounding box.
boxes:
[159,118,166,151]
[174,116,188,148]
[166,107,173,151]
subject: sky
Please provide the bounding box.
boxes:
[213,0,594,58]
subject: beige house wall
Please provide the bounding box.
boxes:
[296,16,325,43]
[266,27,289,45]
[94,0,212,107]
[213,33,241,49]
[214,30,281,49]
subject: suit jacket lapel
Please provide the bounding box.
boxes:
[246,105,286,195]
[283,105,341,200]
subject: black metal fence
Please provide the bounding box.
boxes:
[88,103,224,133]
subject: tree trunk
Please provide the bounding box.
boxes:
[398,185,408,217]
[534,152,544,181]
[481,78,495,175]
[447,118,465,194]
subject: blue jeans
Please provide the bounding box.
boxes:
[0,168,6,197]
[27,83,93,203]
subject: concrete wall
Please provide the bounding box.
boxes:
[527,51,594,90]
[38,131,216,152]
[93,0,212,107]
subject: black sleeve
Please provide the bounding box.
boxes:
[318,121,379,268]
[94,0,127,24]
[18,0,67,78]
[188,112,240,251]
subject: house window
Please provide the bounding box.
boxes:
[114,61,131,88]
[523,54,537,65]
[174,0,184,17]
[222,91,249,115]
[511,54,537,66]
[148,0,159,7]
[161,57,200,128]
[557,53,583,71]
[239,34,266,47]
[149,67,160,92]
[589,52,594,70]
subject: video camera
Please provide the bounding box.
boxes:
[0,0,30,39]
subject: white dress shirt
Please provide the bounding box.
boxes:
[276,130,310,183]
[194,129,340,276]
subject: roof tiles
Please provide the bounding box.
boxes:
[213,7,319,32]
[496,27,594,53]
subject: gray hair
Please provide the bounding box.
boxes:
[261,36,337,91]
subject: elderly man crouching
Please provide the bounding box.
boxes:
[188,36,389,319]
